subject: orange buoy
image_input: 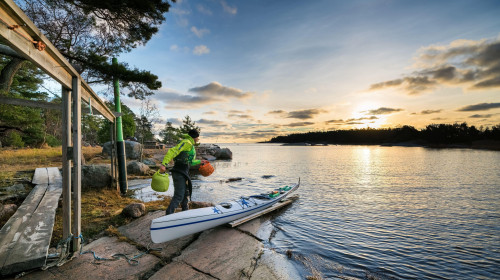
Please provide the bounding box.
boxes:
[199,162,215,177]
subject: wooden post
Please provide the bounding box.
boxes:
[61,86,72,241]
[71,76,81,252]
[110,122,116,191]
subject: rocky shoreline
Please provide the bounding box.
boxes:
[7,208,300,280]
[2,144,303,279]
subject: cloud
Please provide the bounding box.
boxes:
[191,26,210,38]
[197,4,212,15]
[267,110,286,115]
[286,122,315,127]
[363,107,404,115]
[347,116,379,122]
[287,109,327,119]
[157,82,253,108]
[420,109,443,115]
[457,102,500,111]
[197,119,229,127]
[325,119,344,124]
[469,114,493,118]
[166,118,182,126]
[369,36,500,94]
[193,45,210,55]
[203,111,218,115]
[221,1,237,15]
[189,82,252,99]
[228,113,253,119]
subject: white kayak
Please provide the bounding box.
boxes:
[150,179,300,243]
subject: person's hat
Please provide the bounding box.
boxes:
[188,129,199,139]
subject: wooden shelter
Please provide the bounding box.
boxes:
[0,0,119,275]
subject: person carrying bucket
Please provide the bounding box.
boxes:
[159,129,208,215]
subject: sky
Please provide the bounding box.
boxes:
[116,0,500,143]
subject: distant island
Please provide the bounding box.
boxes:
[266,123,500,150]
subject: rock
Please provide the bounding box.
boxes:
[101,140,142,160]
[80,164,111,190]
[226,177,243,182]
[202,155,216,161]
[122,203,146,218]
[197,144,221,157]
[170,226,263,280]
[218,148,232,159]
[5,184,27,192]
[141,158,158,167]
[0,203,17,221]
[197,144,232,160]
[127,161,150,175]
[15,237,160,280]
[118,211,198,260]
[189,201,214,208]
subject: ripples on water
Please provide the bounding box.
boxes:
[133,144,500,279]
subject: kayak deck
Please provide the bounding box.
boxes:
[228,196,298,227]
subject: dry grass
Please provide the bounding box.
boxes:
[2,146,188,248]
[0,146,108,188]
[51,189,171,247]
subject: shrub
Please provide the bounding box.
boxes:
[4,131,24,148]
[45,134,61,147]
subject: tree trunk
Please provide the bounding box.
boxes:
[0,57,26,94]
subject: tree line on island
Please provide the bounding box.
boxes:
[268,123,500,147]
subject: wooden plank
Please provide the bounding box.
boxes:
[0,185,47,273]
[0,183,62,275]
[228,199,295,228]
[46,167,62,185]
[31,168,48,185]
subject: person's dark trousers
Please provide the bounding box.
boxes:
[165,171,189,215]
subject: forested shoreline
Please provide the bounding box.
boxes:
[267,123,500,149]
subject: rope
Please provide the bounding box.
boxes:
[0,16,46,51]
[42,234,75,270]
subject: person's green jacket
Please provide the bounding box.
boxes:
[162,134,201,176]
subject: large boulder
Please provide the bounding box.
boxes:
[122,203,146,218]
[142,158,158,167]
[80,164,111,190]
[197,144,232,160]
[102,140,142,160]
[127,161,150,176]
[217,148,232,159]
[0,203,17,222]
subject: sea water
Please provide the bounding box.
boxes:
[132,144,500,279]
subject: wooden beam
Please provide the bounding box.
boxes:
[0,0,114,121]
[0,95,60,110]
[71,76,81,252]
[80,80,114,121]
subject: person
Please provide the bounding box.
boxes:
[160,129,207,215]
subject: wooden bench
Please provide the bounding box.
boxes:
[0,167,63,276]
